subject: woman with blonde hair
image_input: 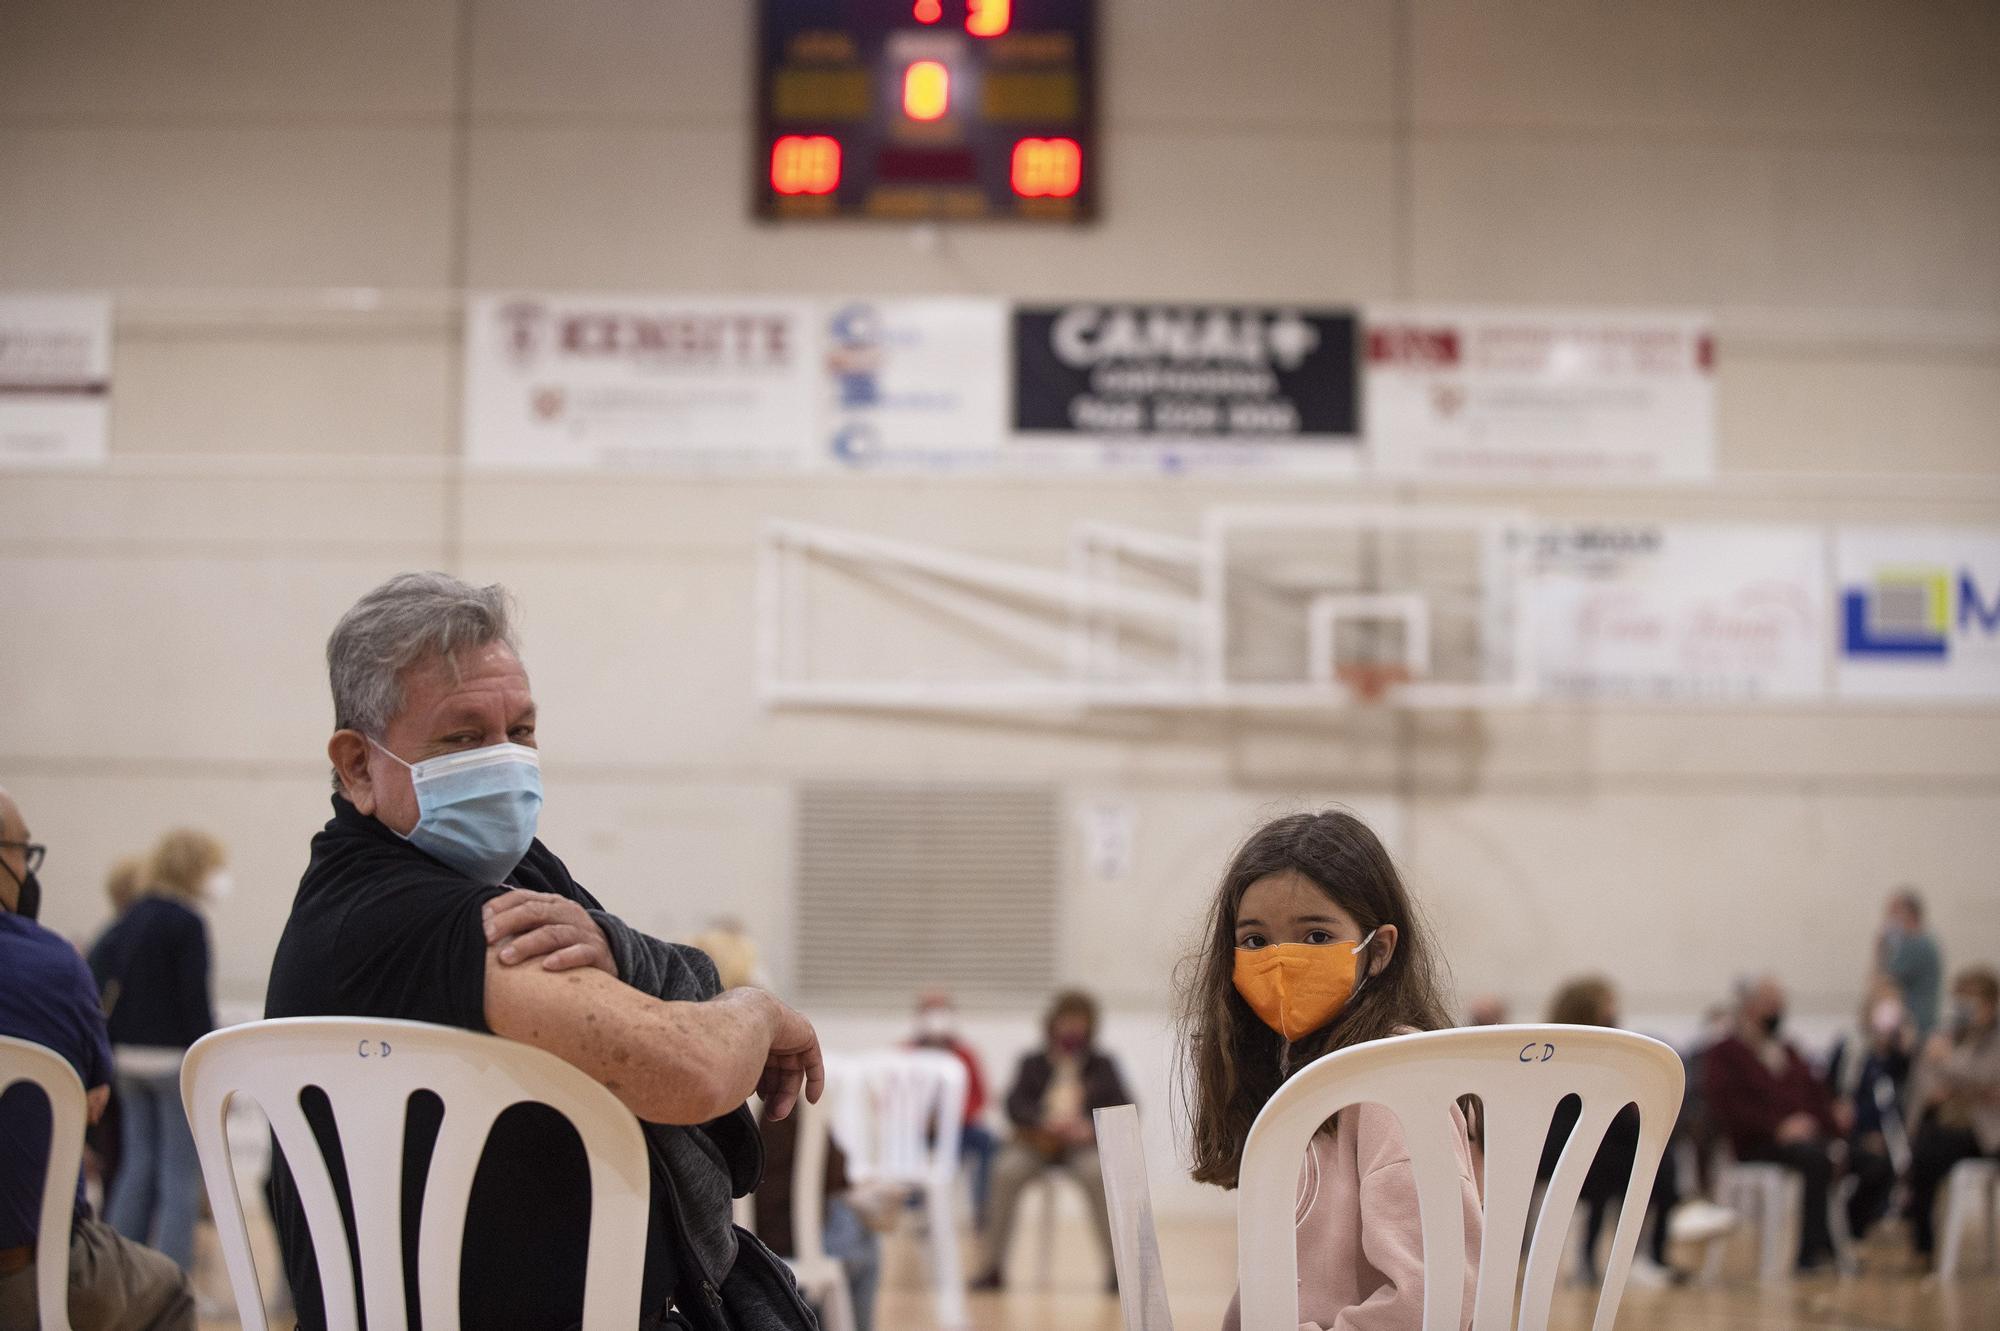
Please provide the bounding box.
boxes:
[89,828,225,1276]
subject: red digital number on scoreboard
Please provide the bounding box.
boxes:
[1011,137,1081,198]
[770,135,842,195]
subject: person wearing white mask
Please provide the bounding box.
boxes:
[265,572,823,1331]
[88,828,222,1284]
[908,990,997,1226]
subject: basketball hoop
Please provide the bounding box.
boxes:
[1335,661,1411,704]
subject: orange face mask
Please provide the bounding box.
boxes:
[1232,930,1377,1042]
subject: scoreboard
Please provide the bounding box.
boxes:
[756,0,1097,222]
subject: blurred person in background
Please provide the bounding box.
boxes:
[1902,966,2000,1268]
[689,915,771,991]
[1877,887,1943,1037]
[752,1095,892,1331]
[89,830,222,1280]
[1704,976,1850,1272]
[1537,976,1689,1283]
[908,988,997,1227]
[1463,994,1509,1026]
[971,989,1130,1293]
[1825,978,1916,1241]
[0,787,194,1330]
[83,855,150,1203]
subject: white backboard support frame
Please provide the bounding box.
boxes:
[756,505,1535,713]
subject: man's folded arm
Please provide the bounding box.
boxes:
[484,953,777,1125]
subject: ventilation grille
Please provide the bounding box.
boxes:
[796,781,1060,1004]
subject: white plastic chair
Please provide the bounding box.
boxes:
[1704,1158,1797,1283]
[1099,1026,1682,1331]
[830,1049,969,1328]
[734,1090,857,1331]
[1699,1144,1856,1283]
[1237,1026,1682,1331]
[1938,1157,2000,1279]
[0,1035,87,1331]
[180,1016,653,1331]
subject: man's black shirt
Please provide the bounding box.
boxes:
[264,795,677,1330]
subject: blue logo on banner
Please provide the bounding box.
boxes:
[1843,568,2000,658]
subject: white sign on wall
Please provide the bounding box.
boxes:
[1528,524,1828,702]
[1836,528,2000,701]
[462,294,817,469]
[0,295,111,466]
[817,298,1008,470]
[1367,309,1715,484]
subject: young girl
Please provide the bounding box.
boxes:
[1179,810,1481,1331]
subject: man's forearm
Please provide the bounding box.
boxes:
[484,954,774,1124]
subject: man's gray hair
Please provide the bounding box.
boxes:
[327,572,520,736]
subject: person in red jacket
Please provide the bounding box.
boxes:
[1704,975,1852,1272]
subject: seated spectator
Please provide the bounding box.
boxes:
[1536,976,1683,1282]
[908,989,998,1226]
[91,829,225,1278]
[971,990,1130,1293]
[1826,979,1915,1239]
[1903,966,2000,1268]
[1704,976,1851,1272]
[752,1099,891,1331]
[264,572,823,1331]
[0,785,193,1330]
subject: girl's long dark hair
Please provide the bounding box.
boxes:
[1175,810,1453,1188]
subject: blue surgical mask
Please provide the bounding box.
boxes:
[371,739,543,885]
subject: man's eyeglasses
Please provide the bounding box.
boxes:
[0,841,46,874]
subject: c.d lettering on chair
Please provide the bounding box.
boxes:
[1518,1042,1556,1063]
[355,1039,392,1059]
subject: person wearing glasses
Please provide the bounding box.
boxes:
[0,786,195,1330]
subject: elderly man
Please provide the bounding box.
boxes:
[265,573,822,1331]
[0,786,194,1330]
[1704,976,1851,1273]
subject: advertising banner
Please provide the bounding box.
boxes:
[1011,303,1362,472]
[818,298,1008,471]
[1528,524,1828,702]
[1836,528,2000,700]
[1367,309,1714,483]
[463,294,817,469]
[0,295,111,466]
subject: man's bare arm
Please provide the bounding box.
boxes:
[484,954,814,1124]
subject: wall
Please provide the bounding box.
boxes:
[4,0,1999,1219]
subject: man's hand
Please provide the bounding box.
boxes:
[1055,1118,1094,1147]
[484,889,617,977]
[754,991,825,1122]
[86,1084,109,1125]
[1775,1111,1819,1145]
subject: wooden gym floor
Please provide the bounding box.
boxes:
[193,1209,1999,1330]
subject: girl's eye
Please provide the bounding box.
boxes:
[1304,929,1334,945]
[1238,934,1268,950]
